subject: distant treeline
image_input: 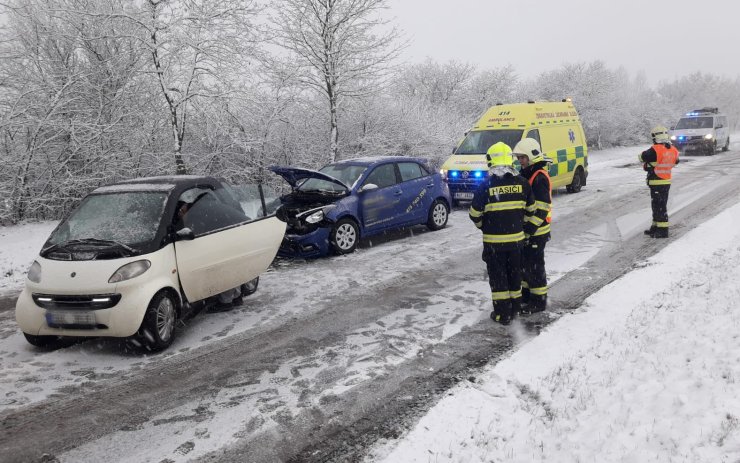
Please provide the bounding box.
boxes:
[2,0,739,224]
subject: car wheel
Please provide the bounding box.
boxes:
[137,291,177,351]
[426,199,449,231]
[330,218,359,254]
[241,277,259,297]
[23,333,75,349]
[708,141,717,156]
[723,137,730,151]
[566,167,584,193]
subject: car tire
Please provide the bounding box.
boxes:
[723,137,730,152]
[330,218,359,255]
[137,291,177,352]
[23,333,75,349]
[426,199,449,231]
[708,141,717,156]
[566,167,585,193]
[241,277,259,297]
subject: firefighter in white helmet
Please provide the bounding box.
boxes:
[469,142,535,325]
[639,126,679,238]
[513,138,551,313]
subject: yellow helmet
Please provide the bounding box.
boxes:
[651,126,670,144]
[513,138,544,164]
[486,142,513,168]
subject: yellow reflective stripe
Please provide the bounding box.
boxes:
[469,207,483,218]
[484,201,526,212]
[525,204,537,213]
[655,222,669,228]
[530,286,548,296]
[509,289,522,299]
[474,222,482,229]
[532,224,551,236]
[648,179,671,185]
[483,232,525,243]
[527,215,544,226]
[491,291,510,301]
[521,280,529,289]
[535,200,551,211]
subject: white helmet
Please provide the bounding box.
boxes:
[651,126,670,144]
[513,138,544,164]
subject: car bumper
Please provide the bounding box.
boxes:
[447,178,487,201]
[15,283,164,338]
[673,138,713,151]
[277,227,332,258]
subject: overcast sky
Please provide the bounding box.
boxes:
[387,0,740,83]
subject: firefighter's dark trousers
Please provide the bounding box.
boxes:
[650,184,670,237]
[522,238,548,308]
[483,245,522,321]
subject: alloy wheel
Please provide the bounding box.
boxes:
[335,223,357,250]
[156,297,176,342]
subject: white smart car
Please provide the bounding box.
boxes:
[15,176,285,351]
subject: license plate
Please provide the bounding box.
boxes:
[46,311,96,326]
[454,192,474,200]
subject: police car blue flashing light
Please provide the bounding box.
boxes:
[686,112,699,116]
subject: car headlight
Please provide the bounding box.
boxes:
[440,169,447,177]
[705,134,713,139]
[109,260,151,283]
[304,210,324,224]
[670,135,676,141]
[28,261,42,283]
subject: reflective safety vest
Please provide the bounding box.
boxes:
[528,169,552,225]
[651,144,678,180]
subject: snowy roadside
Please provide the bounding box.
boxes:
[367,192,740,461]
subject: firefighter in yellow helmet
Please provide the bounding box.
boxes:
[513,138,552,313]
[639,126,679,238]
[469,142,535,325]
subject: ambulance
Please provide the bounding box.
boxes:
[441,100,588,205]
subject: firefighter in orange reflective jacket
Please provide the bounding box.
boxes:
[513,138,551,313]
[469,142,535,325]
[639,126,679,238]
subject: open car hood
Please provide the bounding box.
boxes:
[269,166,349,192]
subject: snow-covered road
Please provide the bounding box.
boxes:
[1,143,739,462]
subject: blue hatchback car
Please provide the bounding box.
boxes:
[270,156,452,257]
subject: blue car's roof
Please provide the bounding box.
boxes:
[333,156,428,167]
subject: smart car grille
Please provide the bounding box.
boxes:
[32,293,122,310]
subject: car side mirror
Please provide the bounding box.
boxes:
[175,227,195,241]
[360,183,378,193]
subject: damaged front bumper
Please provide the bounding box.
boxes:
[278,226,332,258]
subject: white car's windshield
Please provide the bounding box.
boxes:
[675,117,713,130]
[47,192,168,248]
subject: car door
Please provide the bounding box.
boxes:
[397,161,432,225]
[173,187,285,302]
[359,162,402,234]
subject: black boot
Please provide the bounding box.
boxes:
[644,226,657,236]
[521,296,546,314]
[653,228,669,239]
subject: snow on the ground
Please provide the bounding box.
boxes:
[367,190,740,462]
[0,144,734,462]
[0,221,57,296]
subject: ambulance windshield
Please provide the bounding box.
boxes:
[455,130,523,155]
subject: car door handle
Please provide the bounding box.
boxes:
[426,183,434,188]
[394,190,403,196]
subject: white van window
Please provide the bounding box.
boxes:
[456,130,523,155]
[525,129,541,145]
[675,117,713,130]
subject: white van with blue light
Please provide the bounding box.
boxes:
[669,107,730,155]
